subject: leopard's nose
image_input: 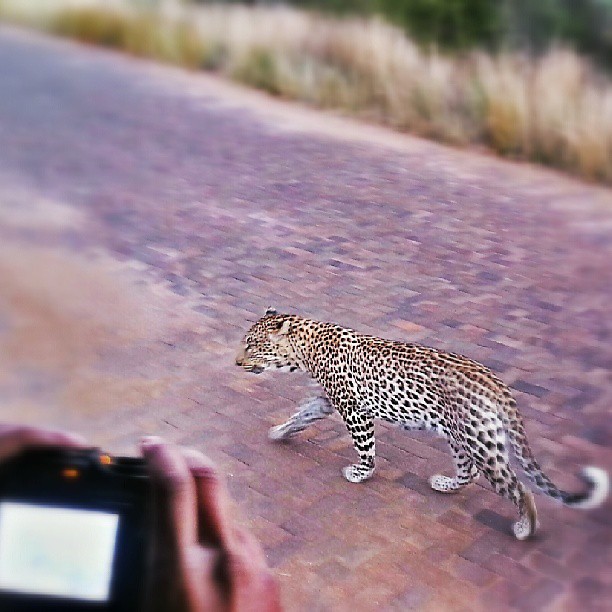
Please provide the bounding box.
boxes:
[235,347,248,366]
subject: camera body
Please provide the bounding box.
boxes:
[0,447,152,612]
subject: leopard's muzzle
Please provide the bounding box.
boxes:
[235,353,265,374]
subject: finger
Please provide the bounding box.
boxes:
[229,527,269,572]
[141,437,198,554]
[182,448,233,548]
[147,546,225,612]
[0,425,88,462]
[227,527,281,612]
[181,449,280,610]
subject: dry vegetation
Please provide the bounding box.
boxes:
[3,0,612,183]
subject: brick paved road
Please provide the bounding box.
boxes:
[0,26,610,611]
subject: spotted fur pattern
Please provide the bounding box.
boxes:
[236,310,609,539]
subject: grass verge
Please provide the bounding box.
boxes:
[2,1,612,184]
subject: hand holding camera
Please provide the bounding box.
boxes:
[0,425,280,612]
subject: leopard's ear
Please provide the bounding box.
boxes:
[270,319,291,341]
[265,307,277,316]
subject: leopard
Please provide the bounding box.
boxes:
[235,309,609,540]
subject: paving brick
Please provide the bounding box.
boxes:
[447,555,497,587]
[473,508,511,535]
[511,578,566,610]
[266,536,303,568]
[439,508,485,535]
[570,577,612,610]
[525,551,573,582]
[388,585,432,611]
[483,553,536,583]
[312,559,352,581]
[460,534,503,564]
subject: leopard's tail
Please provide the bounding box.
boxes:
[503,403,609,509]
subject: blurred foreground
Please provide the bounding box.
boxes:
[0,25,611,611]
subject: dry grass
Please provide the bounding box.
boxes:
[2,0,612,184]
[52,8,205,67]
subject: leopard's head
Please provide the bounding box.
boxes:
[235,308,302,374]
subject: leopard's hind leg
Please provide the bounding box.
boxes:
[428,389,479,493]
[480,460,538,540]
[473,423,538,540]
[430,439,480,493]
[438,391,537,539]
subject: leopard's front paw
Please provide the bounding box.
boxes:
[268,423,296,441]
[429,474,458,493]
[342,464,374,483]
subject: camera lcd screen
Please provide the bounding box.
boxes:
[0,502,119,602]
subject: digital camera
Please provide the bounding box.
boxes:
[0,447,152,612]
